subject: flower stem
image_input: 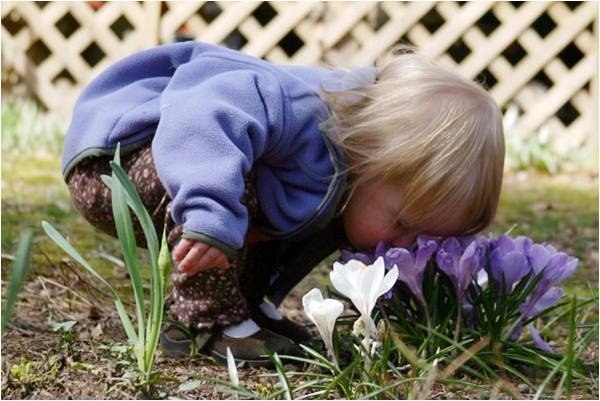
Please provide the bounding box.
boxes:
[453,303,462,343]
[326,348,339,370]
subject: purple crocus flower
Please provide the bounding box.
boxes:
[489,235,533,292]
[339,249,374,265]
[383,237,437,310]
[529,242,558,274]
[523,286,564,318]
[374,241,389,263]
[509,248,577,341]
[519,252,577,319]
[435,236,487,299]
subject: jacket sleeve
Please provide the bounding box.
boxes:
[152,56,290,255]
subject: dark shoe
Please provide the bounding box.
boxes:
[208,328,301,367]
[159,323,214,359]
[250,306,313,344]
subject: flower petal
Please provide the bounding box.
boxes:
[529,324,554,352]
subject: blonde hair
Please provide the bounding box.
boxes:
[323,46,505,234]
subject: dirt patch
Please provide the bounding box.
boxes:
[1,265,308,400]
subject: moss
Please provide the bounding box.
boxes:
[1,151,124,279]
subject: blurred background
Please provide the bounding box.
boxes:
[1,1,598,174]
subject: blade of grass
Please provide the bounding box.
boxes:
[562,296,577,398]
[1,231,33,333]
[41,221,137,341]
[440,336,490,380]
[424,328,499,381]
[533,356,567,399]
[271,352,292,400]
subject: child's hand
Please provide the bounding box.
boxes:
[173,238,229,276]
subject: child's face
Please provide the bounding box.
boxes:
[342,179,470,250]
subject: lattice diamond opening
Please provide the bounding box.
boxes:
[556,101,580,126]
[56,12,79,38]
[81,42,105,68]
[198,2,222,23]
[421,7,445,34]
[565,2,583,11]
[504,40,527,66]
[2,10,26,36]
[278,30,303,57]
[397,34,415,48]
[26,39,51,66]
[478,68,498,89]
[558,42,584,69]
[372,5,391,31]
[531,12,557,39]
[222,28,247,51]
[447,38,471,64]
[475,10,501,36]
[52,68,76,86]
[110,15,134,41]
[533,70,553,90]
[253,2,277,27]
[509,2,524,10]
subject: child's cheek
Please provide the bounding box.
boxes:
[347,221,386,250]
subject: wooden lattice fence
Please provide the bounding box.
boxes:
[1,1,598,154]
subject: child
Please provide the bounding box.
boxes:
[62,41,504,365]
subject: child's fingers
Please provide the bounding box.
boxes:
[172,238,195,262]
[176,241,210,273]
[208,251,229,270]
[192,246,229,273]
[177,243,229,275]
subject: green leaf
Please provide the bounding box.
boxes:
[105,164,146,349]
[41,221,137,342]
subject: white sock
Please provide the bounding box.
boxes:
[223,318,260,338]
[260,300,283,320]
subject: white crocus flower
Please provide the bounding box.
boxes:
[330,257,398,341]
[302,288,344,368]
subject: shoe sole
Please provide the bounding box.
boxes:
[160,335,277,367]
[159,335,195,359]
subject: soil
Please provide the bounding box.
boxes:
[1,255,339,399]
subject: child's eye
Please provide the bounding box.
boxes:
[396,219,417,235]
[395,220,410,232]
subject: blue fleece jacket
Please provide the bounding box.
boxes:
[62,41,374,255]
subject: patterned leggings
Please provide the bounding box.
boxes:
[66,146,254,329]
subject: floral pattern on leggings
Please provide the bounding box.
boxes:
[67,145,258,329]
